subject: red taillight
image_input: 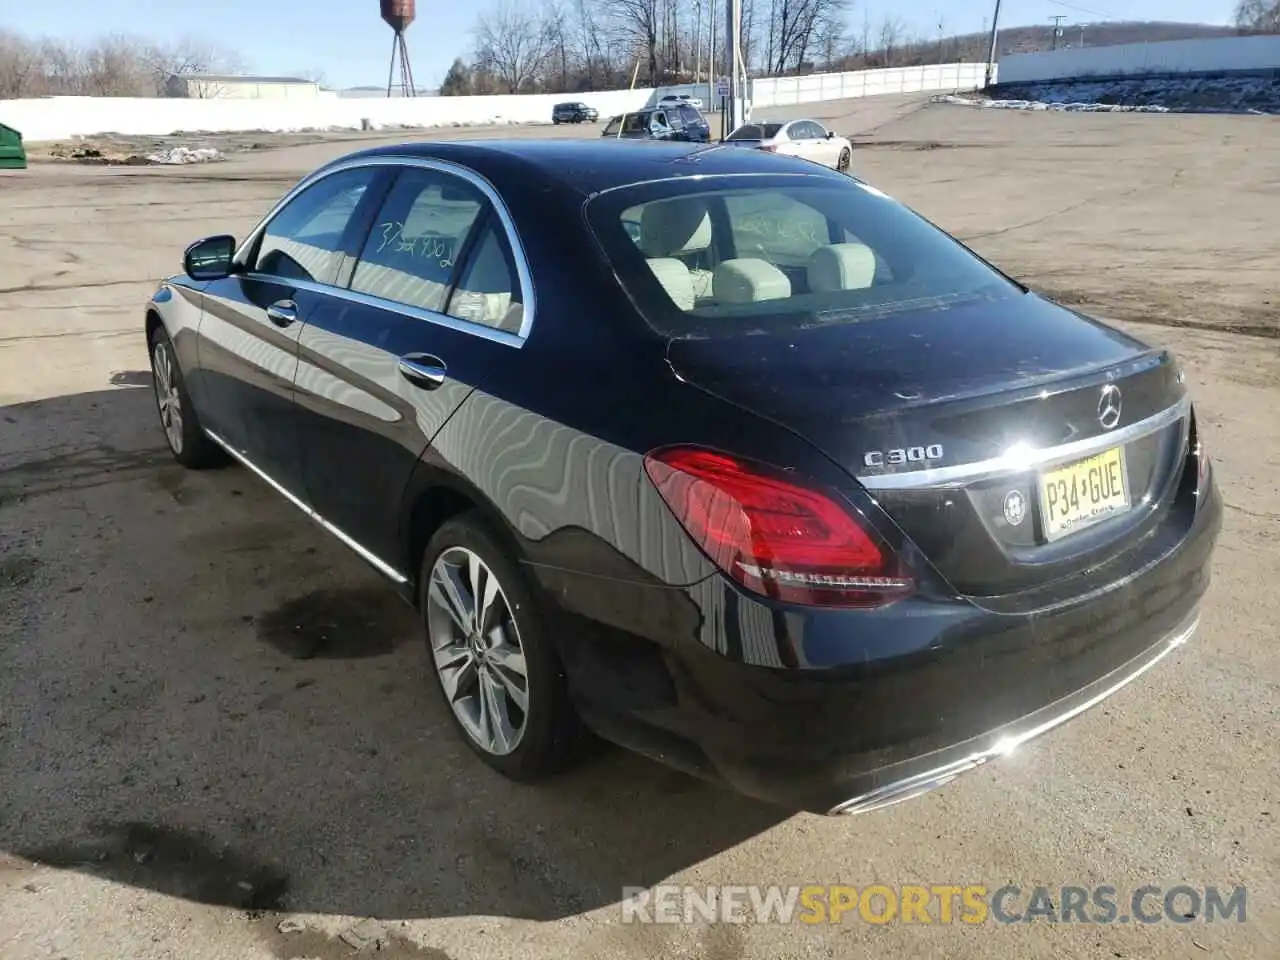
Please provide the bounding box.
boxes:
[643,447,914,608]
[759,144,777,152]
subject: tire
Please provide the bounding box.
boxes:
[149,325,226,469]
[837,147,851,173]
[552,117,560,125]
[420,511,583,781]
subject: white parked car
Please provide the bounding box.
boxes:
[725,118,853,172]
[658,93,705,110]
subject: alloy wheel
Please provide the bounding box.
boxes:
[425,546,529,756]
[152,340,184,454]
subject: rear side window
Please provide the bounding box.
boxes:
[253,168,377,284]
[445,216,524,333]
[585,177,1021,339]
[349,168,486,312]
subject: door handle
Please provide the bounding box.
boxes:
[266,299,297,328]
[398,353,447,389]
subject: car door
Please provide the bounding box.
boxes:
[292,161,531,569]
[788,121,822,165]
[808,121,840,167]
[196,166,386,499]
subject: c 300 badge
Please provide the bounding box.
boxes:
[862,444,944,468]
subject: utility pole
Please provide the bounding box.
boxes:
[725,0,744,134]
[694,0,702,85]
[984,0,1002,88]
[708,0,717,112]
[1050,15,1066,50]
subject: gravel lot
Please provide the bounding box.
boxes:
[1,94,1277,959]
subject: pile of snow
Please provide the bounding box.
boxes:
[146,146,223,165]
[933,94,1169,113]
[937,73,1280,116]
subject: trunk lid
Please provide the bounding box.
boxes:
[666,293,1192,599]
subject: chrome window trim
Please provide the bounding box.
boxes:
[858,396,1192,492]
[239,272,526,349]
[231,154,537,347]
[203,429,410,585]
[587,170,833,199]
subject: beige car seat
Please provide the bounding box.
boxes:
[638,198,716,305]
[713,258,793,303]
[807,242,877,292]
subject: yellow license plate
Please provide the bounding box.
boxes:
[1038,446,1130,541]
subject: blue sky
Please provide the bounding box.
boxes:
[11,0,1239,90]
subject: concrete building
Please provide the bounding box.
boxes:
[165,74,323,100]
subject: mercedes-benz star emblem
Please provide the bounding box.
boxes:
[1097,384,1122,430]
[1003,489,1026,527]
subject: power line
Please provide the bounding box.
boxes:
[1043,0,1116,21]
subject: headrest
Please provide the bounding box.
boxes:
[639,198,712,257]
[646,258,696,311]
[712,259,792,304]
[807,243,876,293]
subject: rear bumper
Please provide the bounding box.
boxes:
[545,468,1221,814]
[827,605,1198,815]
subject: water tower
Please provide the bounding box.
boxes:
[381,0,417,97]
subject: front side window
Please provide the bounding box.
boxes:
[349,168,487,312]
[253,168,378,284]
[586,176,1022,339]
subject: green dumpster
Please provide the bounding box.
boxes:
[0,123,27,170]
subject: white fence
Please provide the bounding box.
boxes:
[753,62,988,107]
[998,35,1280,85]
[1,62,988,143]
[0,89,656,143]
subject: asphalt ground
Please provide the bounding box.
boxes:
[1,94,1277,959]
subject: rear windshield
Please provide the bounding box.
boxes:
[727,122,783,141]
[584,174,1022,339]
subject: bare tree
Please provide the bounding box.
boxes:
[142,36,247,94]
[1235,0,1280,32]
[610,0,662,82]
[574,0,612,88]
[474,0,557,93]
[0,30,42,99]
[878,15,905,66]
[761,0,847,74]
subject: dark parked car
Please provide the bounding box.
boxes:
[552,101,598,124]
[602,105,711,143]
[146,140,1220,815]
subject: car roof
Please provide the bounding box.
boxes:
[327,139,845,198]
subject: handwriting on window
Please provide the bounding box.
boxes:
[375,221,454,271]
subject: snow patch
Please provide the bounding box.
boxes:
[147,146,223,164]
[935,73,1280,115]
[932,94,1170,113]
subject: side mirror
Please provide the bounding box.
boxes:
[826,130,834,139]
[183,234,237,281]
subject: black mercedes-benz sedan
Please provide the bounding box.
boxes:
[144,139,1221,815]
